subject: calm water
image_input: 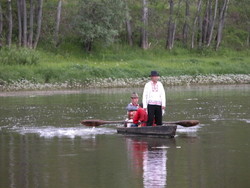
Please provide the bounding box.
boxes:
[0,85,249,188]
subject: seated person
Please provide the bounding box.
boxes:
[125,92,139,127]
[126,92,139,111]
[132,103,156,127]
[133,103,148,127]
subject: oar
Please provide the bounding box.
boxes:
[81,119,199,127]
[162,120,199,127]
[81,120,124,127]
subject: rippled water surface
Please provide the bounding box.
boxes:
[0,85,249,188]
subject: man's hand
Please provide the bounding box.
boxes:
[162,106,166,110]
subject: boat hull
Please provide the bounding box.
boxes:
[117,125,177,138]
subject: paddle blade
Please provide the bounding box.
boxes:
[176,120,200,127]
[80,120,104,127]
[81,120,125,127]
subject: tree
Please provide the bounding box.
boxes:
[28,0,35,48]
[33,0,43,49]
[191,0,202,49]
[16,0,42,48]
[182,0,190,46]
[166,0,175,50]
[54,0,62,47]
[242,0,250,47]
[0,2,3,47]
[73,0,126,51]
[7,0,13,47]
[216,0,230,50]
[202,0,210,44]
[17,0,22,46]
[125,0,133,46]
[22,0,28,47]
[207,0,218,47]
[166,0,181,50]
[226,0,250,48]
[238,0,250,47]
[141,0,149,49]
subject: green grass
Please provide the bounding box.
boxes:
[0,42,249,84]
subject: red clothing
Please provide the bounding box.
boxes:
[128,111,136,119]
[133,108,148,127]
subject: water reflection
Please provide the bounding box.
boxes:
[9,135,15,188]
[143,148,167,187]
[126,137,175,188]
[2,133,108,188]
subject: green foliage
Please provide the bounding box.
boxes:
[35,67,65,83]
[0,43,249,85]
[73,0,126,50]
[0,66,38,82]
[0,47,39,65]
[224,27,248,49]
[1,0,250,51]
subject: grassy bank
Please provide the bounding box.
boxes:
[0,43,250,87]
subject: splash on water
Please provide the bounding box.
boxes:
[176,124,202,133]
[245,119,250,123]
[176,124,203,137]
[8,126,116,139]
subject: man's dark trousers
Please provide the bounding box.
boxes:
[147,104,162,126]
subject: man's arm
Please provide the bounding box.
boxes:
[161,83,166,109]
[142,83,148,109]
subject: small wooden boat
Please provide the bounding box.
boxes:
[117,125,177,138]
[80,119,199,138]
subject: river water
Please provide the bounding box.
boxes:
[0,85,249,188]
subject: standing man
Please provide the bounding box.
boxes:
[143,71,166,126]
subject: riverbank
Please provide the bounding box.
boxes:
[0,44,249,91]
[0,74,249,91]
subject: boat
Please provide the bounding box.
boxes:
[80,119,199,138]
[117,125,177,138]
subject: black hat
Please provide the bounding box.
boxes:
[149,70,159,77]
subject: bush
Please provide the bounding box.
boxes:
[0,47,39,65]
[73,0,126,51]
[35,67,65,83]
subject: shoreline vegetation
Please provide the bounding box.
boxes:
[0,44,250,92]
[1,74,249,92]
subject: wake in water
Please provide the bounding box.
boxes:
[211,118,250,124]
[176,125,202,133]
[176,124,204,137]
[6,126,116,139]
[2,124,204,138]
